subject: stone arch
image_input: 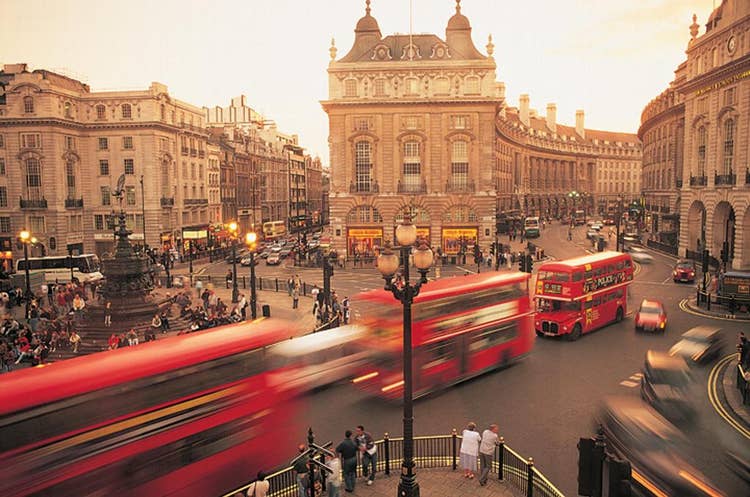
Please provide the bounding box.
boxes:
[346,205,383,225]
[441,204,478,224]
[686,200,706,253]
[712,201,735,264]
[394,204,431,224]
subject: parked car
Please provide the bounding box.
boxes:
[225,249,248,264]
[669,326,723,365]
[586,229,599,240]
[240,256,258,267]
[634,299,667,332]
[640,350,694,424]
[673,259,697,283]
[266,253,282,265]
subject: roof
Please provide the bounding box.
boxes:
[539,251,630,270]
[681,325,721,340]
[645,350,688,372]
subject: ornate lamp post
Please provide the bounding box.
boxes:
[376,216,434,497]
[615,195,623,252]
[245,231,258,319]
[228,221,239,303]
[568,190,580,219]
[18,229,33,320]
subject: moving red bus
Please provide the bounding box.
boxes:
[351,272,534,400]
[534,251,634,341]
[0,319,303,497]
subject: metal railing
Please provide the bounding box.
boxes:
[349,182,379,194]
[737,361,750,406]
[715,172,736,186]
[20,197,48,209]
[689,175,707,186]
[184,198,208,205]
[446,179,476,193]
[646,239,678,255]
[160,197,175,207]
[226,432,565,497]
[64,197,84,208]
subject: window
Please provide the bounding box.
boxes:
[402,141,421,192]
[96,104,106,120]
[98,137,108,150]
[94,215,105,231]
[0,134,3,148]
[435,78,450,95]
[724,87,736,106]
[697,126,706,175]
[159,137,168,151]
[355,118,370,131]
[124,158,135,175]
[450,141,469,189]
[126,186,136,205]
[191,163,196,180]
[29,216,45,233]
[405,77,419,95]
[0,186,6,207]
[121,104,132,119]
[344,79,358,97]
[374,79,386,97]
[23,96,34,113]
[723,119,735,173]
[65,162,76,198]
[404,116,419,130]
[64,102,72,118]
[99,160,110,176]
[465,76,480,94]
[68,215,82,232]
[0,158,5,176]
[0,217,10,233]
[101,186,111,206]
[64,136,76,150]
[160,104,166,121]
[451,115,468,129]
[24,158,42,200]
[21,133,41,149]
[123,136,133,150]
[354,141,372,192]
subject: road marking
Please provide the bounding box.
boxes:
[661,276,674,284]
[707,353,750,440]
[678,298,742,322]
[620,380,639,388]
[630,373,643,379]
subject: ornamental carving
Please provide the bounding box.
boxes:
[430,43,451,59]
[371,44,392,61]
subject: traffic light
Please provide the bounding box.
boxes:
[577,438,595,496]
[519,255,526,272]
[489,243,495,256]
[608,458,632,497]
[526,254,533,273]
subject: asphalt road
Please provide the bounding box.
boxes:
[204,225,749,496]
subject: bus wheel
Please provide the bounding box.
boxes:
[568,323,582,341]
[616,307,624,322]
[535,330,544,338]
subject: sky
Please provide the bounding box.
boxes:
[1,0,716,164]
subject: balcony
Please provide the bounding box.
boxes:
[689,175,707,187]
[397,180,427,194]
[190,149,197,157]
[184,198,208,206]
[181,146,189,156]
[20,197,47,209]
[676,179,683,188]
[64,198,84,209]
[349,182,379,194]
[160,197,175,207]
[715,172,736,186]
[445,179,476,194]
[198,150,205,159]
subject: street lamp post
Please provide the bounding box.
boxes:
[245,231,258,319]
[615,196,623,252]
[376,217,434,497]
[140,174,147,252]
[568,190,580,220]
[228,221,239,303]
[19,230,32,320]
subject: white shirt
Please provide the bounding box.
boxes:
[479,429,499,455]
[460,429,482,456]
[327,457,342,486]
[245,479,269,497]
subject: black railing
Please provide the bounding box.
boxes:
[689,175,707,186]
[20,197,47,209]
[225,432,564,497]
[647,239,678,255]
[64,198,84,208]
[349,182,379,194]
[198,150,205,159]
[184,198,208,205]
[737,362,749,406]
[715,172,736,186]
[397,180,427,194]
[190,148,197,157]
[160,197,175,207]
[181,146,188,156]
[446,179,476,193]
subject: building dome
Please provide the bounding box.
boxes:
[447,0,470,31]
[355,13,380,33]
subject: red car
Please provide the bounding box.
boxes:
[673,259,696,283]
[635,299,667,332]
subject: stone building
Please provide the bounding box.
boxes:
[0,63,210,261]
[307,156,324,228]
[641,0,750,268]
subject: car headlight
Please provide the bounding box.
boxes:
[673,270,678,276]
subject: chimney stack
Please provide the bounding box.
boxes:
[576,110,585,138]
[519,94,530,126]
[546,103,557,133]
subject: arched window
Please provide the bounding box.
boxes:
[65,161,76,198]
[25,158,42,200]
[449,140,469,192]
[723,118,735,174]
[23,96,34,113]
[64,102,72,118]
[697,126,706,176]
[401,140,422,193]
[346,206,383,224]
[96,104,106,120]
[354,141,372,193]
[121,103,132,119]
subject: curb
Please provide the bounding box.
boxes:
[684,298,750,321]
[718,358,750,433]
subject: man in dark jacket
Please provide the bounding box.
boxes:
[336,430,358,492]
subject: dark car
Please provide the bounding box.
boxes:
[634,299,667,332]
[669,326,723,365]
[640,350,694,423]
[673,259,696,283]
[597,396,724,497]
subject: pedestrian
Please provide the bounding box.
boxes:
[127,328,139,346]
[342,296,350,324]
[311,285,320,315]
[738,332,749,368]
[151,313,163,334]
[104,301,112,327]
[238,294,247,320]
[293,444,309,497]
[226,269,233,289]
[478,423,499,486]
[160,310,170,332]
[316,287,325,314]
[287,277,294,297]
[326,451,342,497]
[195,278,203,299]
[245,471,270,497]
[69,329,81,353]
[108,332,119,350]
[292,285,300,309]
[355,425,376,485]
[460,421,482,479]
[336,430,358,493]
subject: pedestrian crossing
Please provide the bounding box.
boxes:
[619,372,642,388]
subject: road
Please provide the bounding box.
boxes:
[204,224,749,496]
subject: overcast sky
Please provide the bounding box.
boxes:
[2,0,715,163]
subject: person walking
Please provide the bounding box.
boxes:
[460,421,482,479]
[336,430,358,493]
[292,285,299,309]
[238,294,247,321]
[104,301,112,327]
[355,425,376,485]
[225,269,233,289]
[287,277,294,297]
[310,285,320,315]
[478,423,499,486]
[195,278,203,300]
[245,471,269,497]
[293,444,309,497]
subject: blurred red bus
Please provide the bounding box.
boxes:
[351,272,534,400]
[534,251,633,341]
[0,319,303,497]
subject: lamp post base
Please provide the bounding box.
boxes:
[397,474,420,497]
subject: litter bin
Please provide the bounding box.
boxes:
[262,304,271,318]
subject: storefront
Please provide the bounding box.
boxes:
[94,233,115,257]
[347,227,383,257]
[441,227,478,255]
[0,237,13,273]
[181,225,209,253]
[66,242,84,256]
[160,231,174,250]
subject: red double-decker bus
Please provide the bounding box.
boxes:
[351,272,534,400]
[534,251,634,341]
[0,319,303,497]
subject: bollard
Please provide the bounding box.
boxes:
[707,293,712,311]
[259,277,263,290]
[498,436,505,481]
[451,428,458,470]
[303,282,307,296]
[527,457,534,497]
[275,278,279,292]
[383,432,390,475]
[242,276,246,289]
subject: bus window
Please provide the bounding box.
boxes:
[593,296,601,307]
[572,271,583,282]
[469,323,516,352]
[421,341,454,369]
[583,300,594,310]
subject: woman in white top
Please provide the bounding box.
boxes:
[245,471,269,497]
[459,421,482,479]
